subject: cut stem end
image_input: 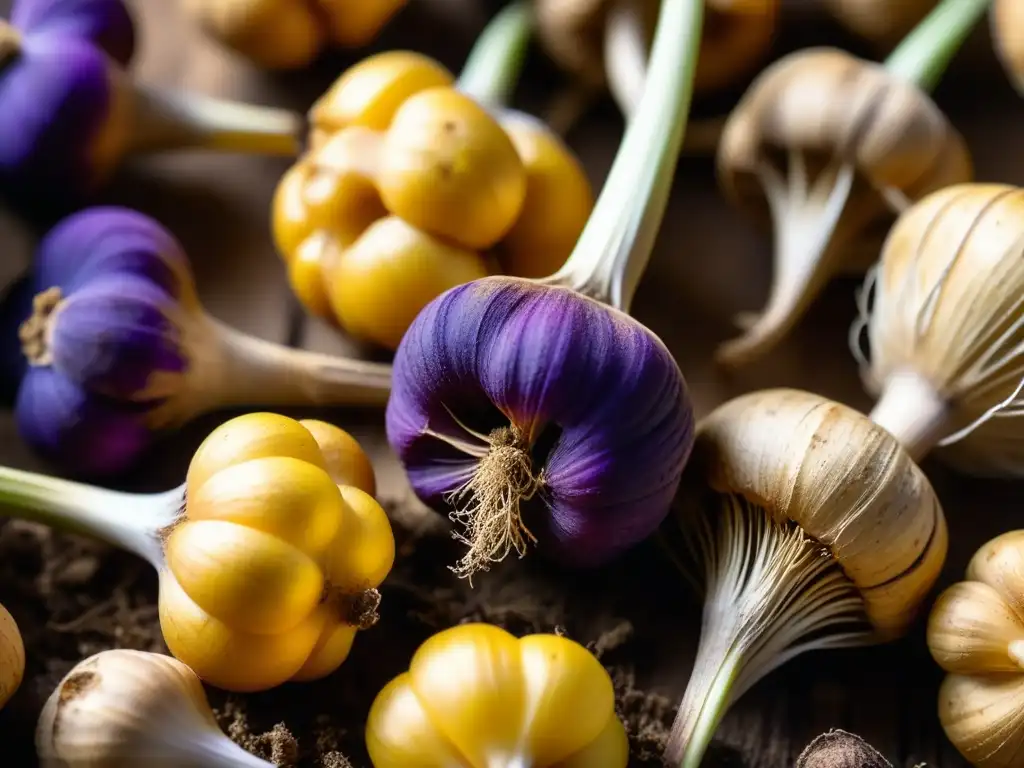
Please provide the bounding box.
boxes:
[445,425,541,581]
[19,287,63,366]
[332,587,382,630]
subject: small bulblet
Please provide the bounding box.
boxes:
[274,51,593,351]
[161,412,395,691]
[822,0,936,48]
[183,0,408,70]
[366,623,629,767]
[37,649,274,766]
[0,0,135,201]
[927,531,1024,768]
[385,276,694,574]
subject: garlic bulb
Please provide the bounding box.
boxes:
[0,412,394,692]
[365,623,628,766]
[713,0,986,367]
[0,602,23,709]
[37,649,272,766]
[822,0,937,49]
[927,531,1024,768]
[992,0,1024,94]
[853,183,1024,478]
[661,389,947,768]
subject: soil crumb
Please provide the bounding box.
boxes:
[0,497,686,767]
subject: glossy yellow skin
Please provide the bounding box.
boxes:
[0,603,24,709]
[183,0,408,70]
[159,413,394,692]
[274,51,592,351]
[365,624,629,767]
[499,113,594,278]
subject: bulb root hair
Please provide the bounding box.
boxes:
[665,495,871,767]
[444,424,543,582]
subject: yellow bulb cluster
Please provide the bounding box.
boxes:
[159,413,395,692]
[366,623,629,767]
[183,0,408,69]
[273,51,594,351]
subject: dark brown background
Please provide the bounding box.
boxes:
[0,0,1021,765]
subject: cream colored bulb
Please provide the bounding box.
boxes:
[928,531,1024,768]
[36,649,273,767]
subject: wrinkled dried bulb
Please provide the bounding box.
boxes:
[715,47,971,366]
[796,730,892,768]
[0,603,24,710]
[927,531,1024,768]
[855,183,1024,478]
[36,649,273,767]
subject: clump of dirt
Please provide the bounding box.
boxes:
[0,496,686,767]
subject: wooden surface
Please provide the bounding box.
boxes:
[1,0,1023,765]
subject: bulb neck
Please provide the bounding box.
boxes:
[545,0,704,313]
[666,650,741,768]
[869,370,949,462]
[159,314,391,427]
[115,73,304,158]
[0,465,179,564]
[884,0,993,92]
[455,0,533,109]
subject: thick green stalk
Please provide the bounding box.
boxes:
[546,0,705,313]
[455,0,533,108]
[0,465,177,564]
[884,0,993,91]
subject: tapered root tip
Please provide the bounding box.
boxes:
[713,315,788,368]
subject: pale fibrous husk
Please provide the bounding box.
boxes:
[715,47,972,367]
[822,0,937,49]
[927,531,1024,768]
[662,389,947,768]
[853,183,1024,478]
[992,0,1024,94]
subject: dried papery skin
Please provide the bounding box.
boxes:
[14,207,393,478]
[36,649,273,766]
[715,47,972,366]
[365,623,629,767]
[822,0,937,49]
[662,388,947,767]
[182,0,408,69]
[855,183,1024,478]
[796,730,893,768]
[536,0,779,96]
[0,603,24,710]
[992,0,1024,93]
[928,531,1024,768]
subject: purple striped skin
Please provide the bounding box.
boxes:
[1,0,137,203]
[386,277,696,567]
[16,207,194,478]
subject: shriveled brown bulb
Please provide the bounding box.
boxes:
[796,730,892,768]
[715,47,972,366]
[822,0,937,49]
[992,0,1024,94]
[854,183,1024,478]
[927,531,1024,768]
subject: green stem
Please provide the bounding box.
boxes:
[884,0,993,91]
[545,0,705,313]
[455,0,533,108]
[0,466,178,565]
[668,652,742,768]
